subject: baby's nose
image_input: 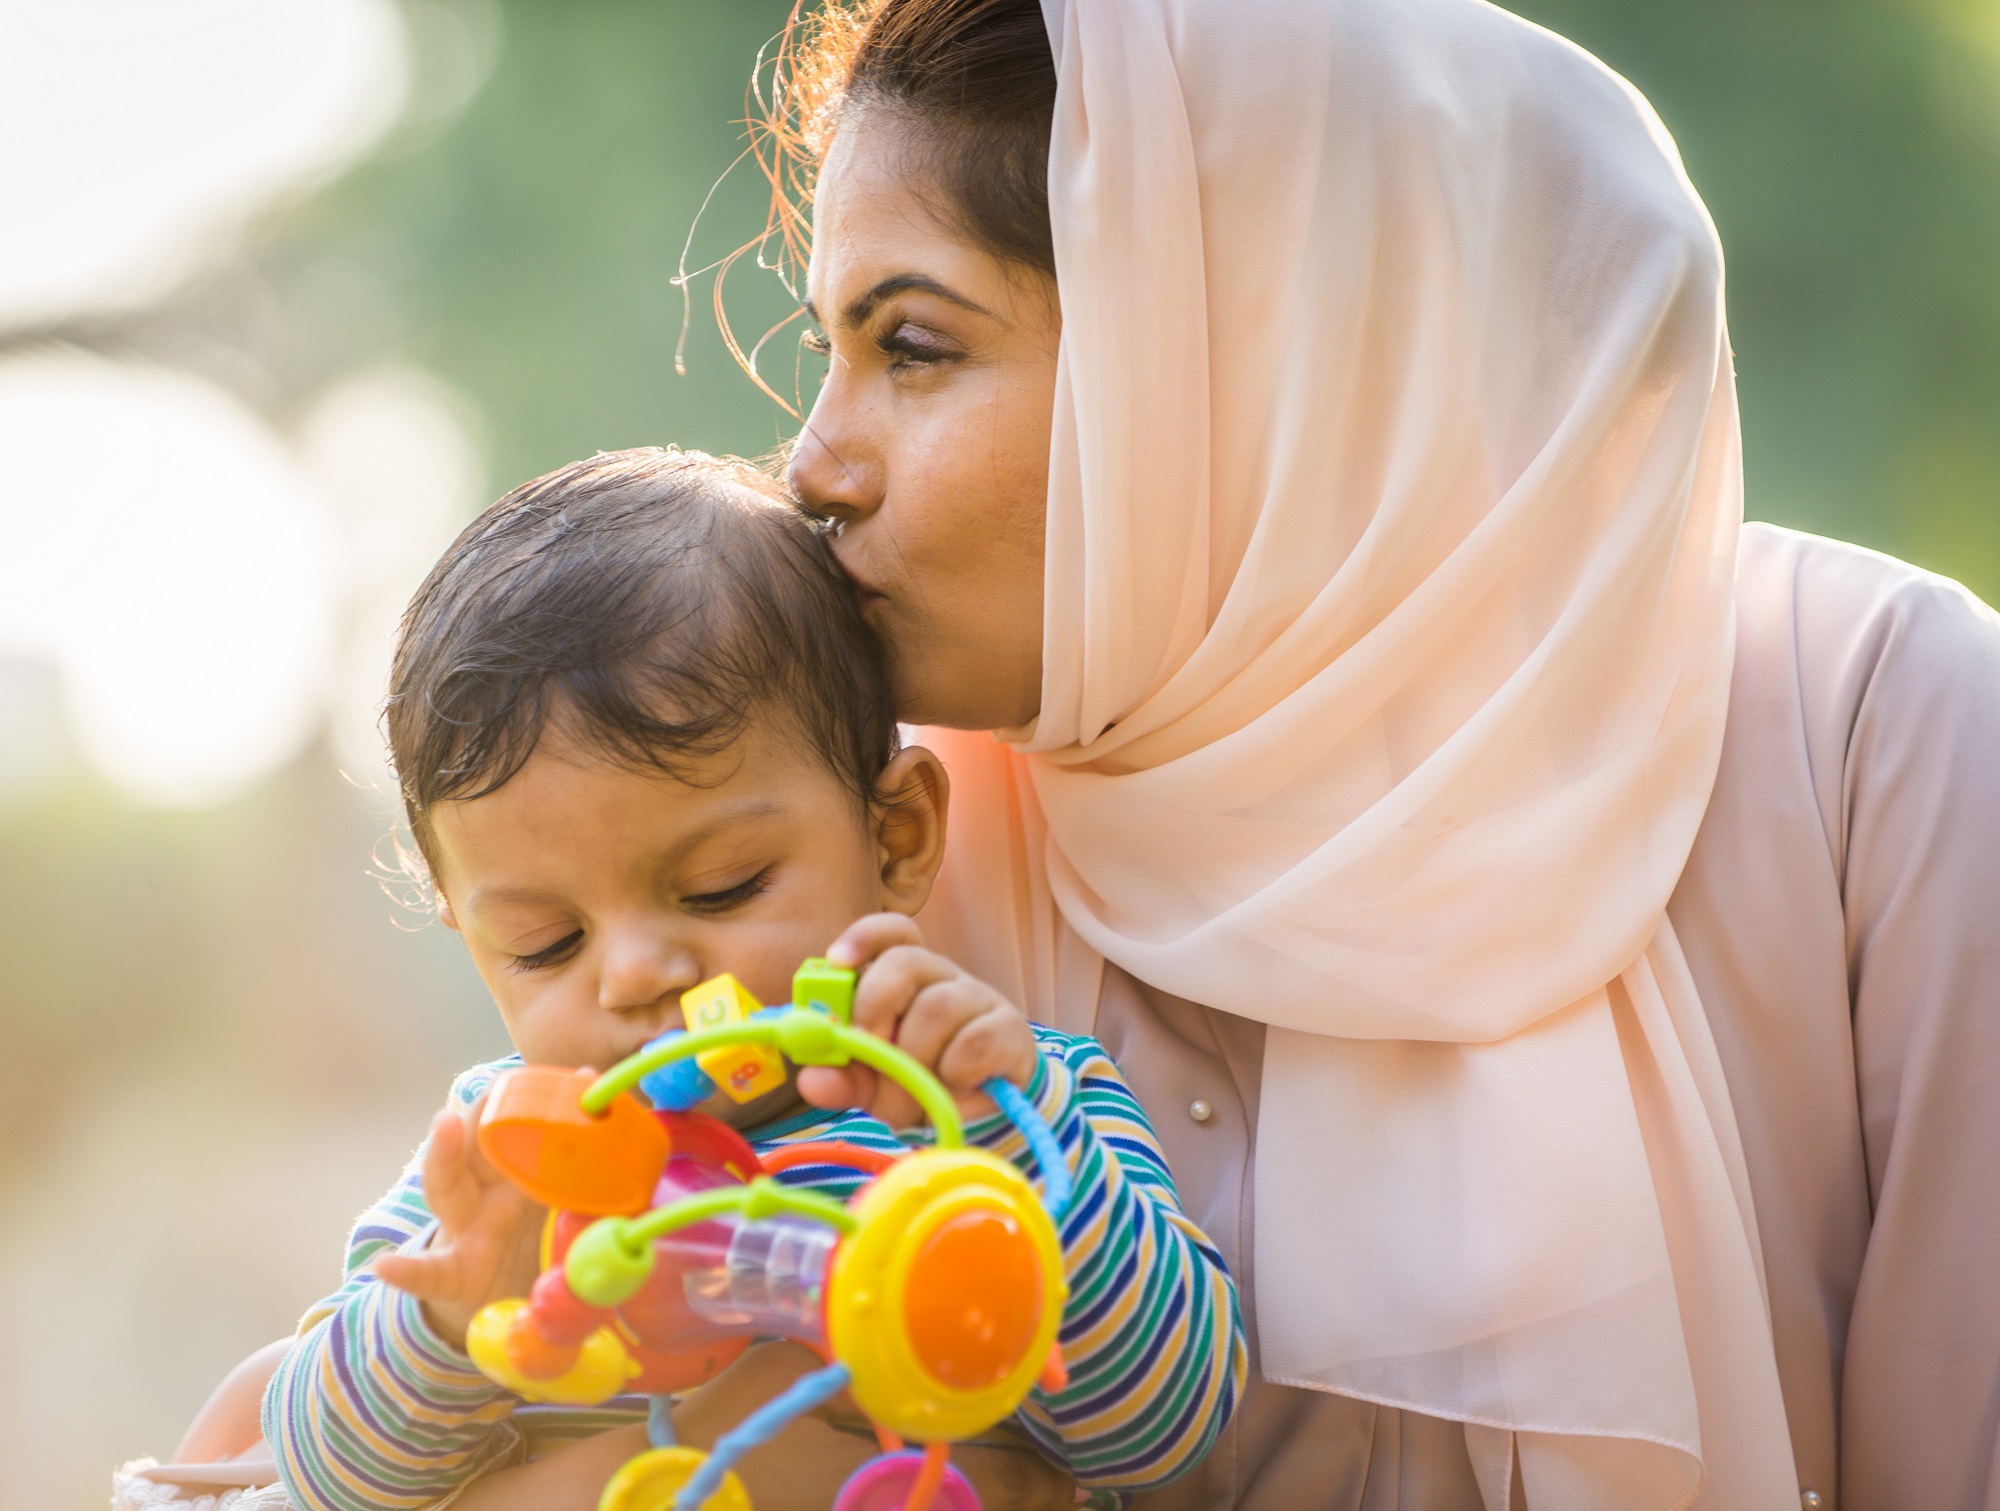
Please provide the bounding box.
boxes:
[596,932,697,1021]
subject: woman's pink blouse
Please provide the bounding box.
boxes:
[1097,524,2000,1511]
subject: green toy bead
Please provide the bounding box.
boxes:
[770,1007,843,1067]
[792,957,856,1024]
[564,1217,655,1308]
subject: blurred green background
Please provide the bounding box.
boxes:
[0,1,1994,1506]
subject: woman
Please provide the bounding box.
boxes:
[788,0,2000,1507]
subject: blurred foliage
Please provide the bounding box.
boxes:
[0,759,498,1171]
[288,0,803,488]
[1513,0,2000,598]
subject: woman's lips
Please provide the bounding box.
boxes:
[832,552,890,612]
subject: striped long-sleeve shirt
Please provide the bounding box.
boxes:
[264,1026,1246,1510]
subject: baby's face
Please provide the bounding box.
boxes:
[429,720,940,1129]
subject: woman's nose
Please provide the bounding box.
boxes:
[789,384,881,525]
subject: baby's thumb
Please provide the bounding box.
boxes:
[371,1251,444,1300]
[422,1108,488,1231]
[795,1064,865,1109]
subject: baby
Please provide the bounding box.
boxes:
[262,448,1245,1511]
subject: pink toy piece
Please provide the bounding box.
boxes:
[833,1451,982,1511]
[531,1107,846,1395]
[538,1111,767,1393]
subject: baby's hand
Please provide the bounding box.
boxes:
[798,914,1040,1129]
[372,1097,545,1350]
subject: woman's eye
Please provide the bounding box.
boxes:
[879,324,958,369]
[509,929,583,973]
[801,328,831,356]
[683,868,773,914]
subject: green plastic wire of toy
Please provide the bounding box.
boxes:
[565,1178,858,1309]
[582,1007,966,1149]
[633,1179,856,1244]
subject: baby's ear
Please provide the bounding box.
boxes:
[871,746,950,915]
[437,893,462,932]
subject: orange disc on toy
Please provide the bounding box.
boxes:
[903,1207,1045,1390]
[478,1065,669,1215]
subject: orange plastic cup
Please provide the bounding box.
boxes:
[478,1065,670,1215]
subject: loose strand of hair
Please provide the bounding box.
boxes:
[698,2,869,417]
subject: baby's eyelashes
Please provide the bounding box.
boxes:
[679,866,775,915]
[507,928,584,973]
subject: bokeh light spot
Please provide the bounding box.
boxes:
[0,354,339,806]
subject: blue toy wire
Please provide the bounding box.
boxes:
[674,1361,853,1511]
[984,1075,1073,1222]
[647,1394,675,1449]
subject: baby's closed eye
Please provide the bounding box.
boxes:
[680,866,775,914]
[508,929,583,972]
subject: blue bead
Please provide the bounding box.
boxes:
[637,1033,716,1111]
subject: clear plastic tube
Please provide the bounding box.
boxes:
[670,1215,836,1342]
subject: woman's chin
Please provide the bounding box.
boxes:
[897,683,1039,734]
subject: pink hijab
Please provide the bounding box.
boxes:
[917,0,1799,1504]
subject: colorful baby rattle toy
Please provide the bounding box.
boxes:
[462,958,1075,1511]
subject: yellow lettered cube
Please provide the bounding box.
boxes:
[680,973,761,1032]
[696,1040,788,1102]
[680,974,787,1103]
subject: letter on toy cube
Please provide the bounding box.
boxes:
[683,974,787,1102]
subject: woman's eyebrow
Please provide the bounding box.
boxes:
[804,273,990,329]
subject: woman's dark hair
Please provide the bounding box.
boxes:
[759,0,1059,282]
[385,446,899,877]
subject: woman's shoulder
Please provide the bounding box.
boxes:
[1725,521,2000,878]
[1736,522,2000,711]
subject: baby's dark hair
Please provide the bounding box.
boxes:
[385,446,899,878]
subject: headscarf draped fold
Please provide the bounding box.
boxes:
[917,0,1798,1503]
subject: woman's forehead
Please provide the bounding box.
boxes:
[807,121,1006,325]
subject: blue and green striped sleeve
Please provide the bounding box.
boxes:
[970,1027,1247,1492]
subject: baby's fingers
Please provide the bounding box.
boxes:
[849,944,958,1043]
[795,1062,877,1111]
[420,1109,487,1235]
[936,1004,1040,1108]
[825,912,923,973]
[372,1248,453,1301]
[890,976,993,1082]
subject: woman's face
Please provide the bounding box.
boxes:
[792,112,1060,731]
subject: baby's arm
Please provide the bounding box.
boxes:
[807,916,1249,1493]
[263,1064,533,1511]
[971,1031,1246,1490]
